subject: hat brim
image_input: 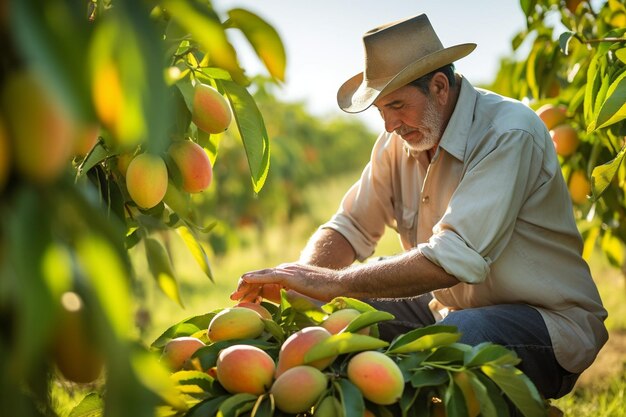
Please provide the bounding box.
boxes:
[337,43,477,113]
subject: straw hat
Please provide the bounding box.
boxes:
[337,14,476,113]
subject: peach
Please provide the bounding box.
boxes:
[321,308,369,335]
[167,140,212,193]
[216,345,275,394]
[347,351,404,405]
[275,326,336,377]
[1,71,74,183]
[73,124,100,156]
[207,307,265,342]
[160,336,206,371]
[192,82,232,134]
[536,104,566,130]
[125,153,168,209]
[550,124,579,157]
[235,301,272,320]
[270,365,327,414]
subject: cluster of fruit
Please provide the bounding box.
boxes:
[535,104,590,205]
[153,293,548,417]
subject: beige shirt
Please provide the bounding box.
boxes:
[323,76,608,373]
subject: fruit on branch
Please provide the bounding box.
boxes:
[536,104,567,131]
[550,124,579,157]
[207,307,265,342]
[167,140,212,193]
[568,170,591,205]
[347,350,404,405]
[125,153,168,209]
[73,124,100,156]
[275,326,336,377]
[321,308,369,335]
[160,336,205,371]
[234,301,272,320]
[1,71,74,183]
[270,365,327,414]
[192,82,232,134]
[216,344,275,394]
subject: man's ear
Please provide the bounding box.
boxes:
[429,72,449,104]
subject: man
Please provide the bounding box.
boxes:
[230,14,607,400]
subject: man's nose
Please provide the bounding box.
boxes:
[381,111,401,133]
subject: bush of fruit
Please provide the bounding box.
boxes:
[152,292,550,417]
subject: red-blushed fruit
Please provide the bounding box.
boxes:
[536,104,567,130]
[160,336,206,371]
[270,365,327,414]
[192,83,232,134]
[1,71,75,183]
[347,351,404,405]
[321,308,369,335]
[125,153,168,209]
[168,140,212,193]
[275,326,336,377]
[207,307,265,342]
[216,345,275,394]
[550,124,579,157]
[235,301,272,320]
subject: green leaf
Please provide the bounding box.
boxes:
[410,368,449,388]
[388,325,460,354]
[444,377,467,417]
[466,370,498,417]
[262,318,286,343]
[475,372,511,417]
[68,393,104,417]
[217,393,257,417]
[616,48,626,64]
[171,370,214,393]
[161,0,244,82]
[595,70,626,130]
[425,344,468,364]
[145,238,184,307]
[250,394,274,417]
[151,311,217,348]
[323,296,380,313]
[344,310,395,333]
[304,333,389,364]
[186,396,230,417]
[480,365,546,417]
[219,79,270,193]
[591,145,626,200]
[558,31,576,55]
[176,225,214,281]
[227,8,287,81]
[464,342,521,367]
[399,385,420,417]
[601,230,625,268]
[397,351,431,379]
[335,378,366,417]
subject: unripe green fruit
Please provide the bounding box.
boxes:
[125,153,168,209]
[191,83,232,134]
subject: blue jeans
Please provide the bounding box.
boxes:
[365,293,579,401]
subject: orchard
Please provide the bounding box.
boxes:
[0,0,623,416]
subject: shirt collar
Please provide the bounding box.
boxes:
[436,76,478,162]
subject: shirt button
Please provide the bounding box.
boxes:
[422,196,429,204]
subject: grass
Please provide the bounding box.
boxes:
[137,172,626,416]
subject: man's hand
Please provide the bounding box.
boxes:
[230,263,341,303]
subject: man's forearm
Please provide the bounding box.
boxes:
[299,228,357,269]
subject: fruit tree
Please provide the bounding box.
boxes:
[490,0,626,272]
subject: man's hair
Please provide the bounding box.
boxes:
[408,63,456,94]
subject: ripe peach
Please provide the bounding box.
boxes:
[160,336,206,371]
[550,124,579,157]
[536,104,566,130]
[315,395,341,417]
[0,115,10,190]
[347,351,404,405]
[270,365,327,414]
[125,153,168,209]
[235,301,272,320]
[275,326,336,377]
[568,170,591,205]
[192,82,232,134]
[216,345,275,394]
[167,140,212,193]
[321,308,369,335]
[73,124,100,156]
[207,307,265,342]
[1,71,74,183]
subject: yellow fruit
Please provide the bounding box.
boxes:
[568,170,591,205]
[191,83,232,134]
[207,307,265,342]
[347,351,404,405]
[167,140,212,193]
[275,326,336,377]
[321,308,369,335]
[536,104,567,130]
[550,124,579,157]
[1,71,74,183]
[160,336,205,371]
[234,301,272,320]
[270,365,327,414]
[216,345,275,394]
[125,153,168,209]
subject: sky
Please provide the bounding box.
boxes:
[214,0,528,131]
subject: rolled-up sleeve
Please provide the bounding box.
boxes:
[419,130,543,284]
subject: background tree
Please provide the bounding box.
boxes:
[489,0,626,272]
